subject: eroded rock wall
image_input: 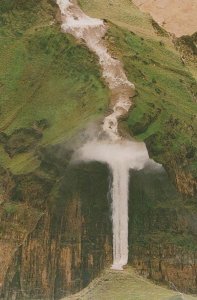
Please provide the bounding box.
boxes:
[1,159,112,300]
[129,169,197,294]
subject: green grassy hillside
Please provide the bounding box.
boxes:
[0,0,108,174]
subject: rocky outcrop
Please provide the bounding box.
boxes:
[0,120,49,158]
[174,33,197,65]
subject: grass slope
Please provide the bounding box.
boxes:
[0,0,108,173]
[65,268,197,300]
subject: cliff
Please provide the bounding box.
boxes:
[0,0,196,299]
[129,168,197,294]
[1,156,112,299]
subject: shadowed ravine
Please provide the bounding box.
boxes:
[57,0,161,271]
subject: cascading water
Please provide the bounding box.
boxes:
[57,0,135,140]
[57,0,161,270]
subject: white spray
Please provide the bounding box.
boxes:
[57,0,161,270]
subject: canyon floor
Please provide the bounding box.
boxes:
[65,268,197,300]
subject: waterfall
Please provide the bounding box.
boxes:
[111,163,129,270]
[72,140,161,270]
[57,0,161,270]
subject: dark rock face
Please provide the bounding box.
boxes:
[0,145,197,299]
[128,168,197,294]
[1,162,112,300]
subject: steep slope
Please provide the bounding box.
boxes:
[0,0,108,174]
[79,0,197,197]
[0,0,196,299]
